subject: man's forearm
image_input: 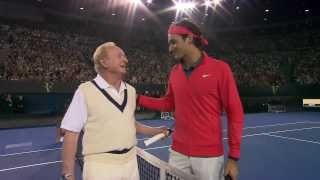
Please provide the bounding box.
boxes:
[62,130,79,178]
[138,95,174,112]
[135,121,166,136]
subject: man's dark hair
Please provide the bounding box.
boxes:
[174,20,204,50]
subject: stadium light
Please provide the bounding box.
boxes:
[202,0,223,9]
[213,0,222,6]
[174,2,196,11]
[130,0,142,4]
[204,0,212,7]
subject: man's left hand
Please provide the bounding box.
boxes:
[224,158,239,180]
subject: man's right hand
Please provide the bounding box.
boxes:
[60,173,74,180]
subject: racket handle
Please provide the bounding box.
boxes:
[225,175,232,180]
[144,133,166,146]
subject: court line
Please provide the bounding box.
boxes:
[0,160,62,172]
[1,121,319,157]
[1,126,320,172]
[119,121,320,142]
[265,134,320,145]
[223,121,319,132]
[223,126,320,139]
[0,147,62,157]
[0,146,169,172]
[137,137,148,141]
[5,142,32,149]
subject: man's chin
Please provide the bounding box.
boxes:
[173,55,181,60]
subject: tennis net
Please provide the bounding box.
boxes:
[136,147,196,180]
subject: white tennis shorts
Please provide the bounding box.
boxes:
[169,148,224,180]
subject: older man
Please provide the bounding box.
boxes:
[61,42,168,180]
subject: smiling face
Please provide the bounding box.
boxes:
[168,34,184,60]
[168,34,193,62]
[101,46,128,75]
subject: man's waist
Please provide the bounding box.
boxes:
[107,147,133,154]
[84,147,136,164]
[83,143,136,156]
[172,141,224,157]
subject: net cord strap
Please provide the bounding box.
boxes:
[136,147,197,180]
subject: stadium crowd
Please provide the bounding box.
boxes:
[0,21,319,88]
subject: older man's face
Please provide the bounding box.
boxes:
[104,46,128,75]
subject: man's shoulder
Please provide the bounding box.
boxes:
[79,81,94,89]
[169,64,181,73]
[206,56,230,69]
[124,82,136,92]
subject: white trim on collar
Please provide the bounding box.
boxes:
[94,74,126,93]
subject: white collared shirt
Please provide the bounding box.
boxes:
[60,75,127,132]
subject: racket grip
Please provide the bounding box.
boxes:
[225,175,232,180]
[144,133,166,146]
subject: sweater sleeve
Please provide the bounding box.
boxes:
[138,79,175,112]
[219,62,244,159]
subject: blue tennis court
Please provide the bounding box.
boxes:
[0,112,319,180]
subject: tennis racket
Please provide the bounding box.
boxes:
[144,123,175,146]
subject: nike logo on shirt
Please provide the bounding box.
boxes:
[202,74,211,78]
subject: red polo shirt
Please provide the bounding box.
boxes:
[139,53,243,159]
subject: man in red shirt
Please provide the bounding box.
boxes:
[138,20,244,180]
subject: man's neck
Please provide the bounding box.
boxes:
[182,48,202,69]
[99,72,122,92]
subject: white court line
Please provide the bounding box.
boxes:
[137,138,148,141]
[223,121,319,132]
[1,121,319,157]
[223,126,320,139]
[0,146,168,172]
[5,142,32,149]
[0,137,147,157]
[140,121,319,141]
[265,134,320,145]
[0,147,62,157]
[1,126,320,172]
[0,160,62,172]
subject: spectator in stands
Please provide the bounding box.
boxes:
[1,21,320,87]
[60,42,168,180]
[0,94,14,114]
[12,95,24,113]
[138,20,244,180]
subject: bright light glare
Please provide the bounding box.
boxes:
[204,0,212,7]
[174,2,196,11]
[213,0,222,6]
[131,0,141,4]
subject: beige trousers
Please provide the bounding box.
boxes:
[83,148,139,180]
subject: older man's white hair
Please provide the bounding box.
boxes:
[92,42,117,73]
